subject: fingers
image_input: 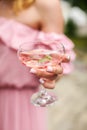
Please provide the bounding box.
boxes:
[39,78,56,89]
[30,67,63,89]
[39,72,63,89]
[62,54,70,63]
[30,68,56,79]
[51,53,70,63]
[46,65,63,74]
[39,70,63,89]
[30,65,63,79]
[55,73,63,81]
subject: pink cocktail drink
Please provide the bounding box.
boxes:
[19,49,62,69]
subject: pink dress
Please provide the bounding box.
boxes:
[0,17,75,130]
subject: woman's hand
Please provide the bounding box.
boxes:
[30,54,70,89]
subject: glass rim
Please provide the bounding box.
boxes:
[18,40,65,53]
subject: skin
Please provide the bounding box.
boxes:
[0,0,70,89]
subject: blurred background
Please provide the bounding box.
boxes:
[48,0,87,130]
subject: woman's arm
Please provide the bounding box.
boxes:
[30,0,70,89]
[35,0,64,33]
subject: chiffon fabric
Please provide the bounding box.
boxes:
[0,17,75,130]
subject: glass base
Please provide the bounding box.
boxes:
[31,91,57,107]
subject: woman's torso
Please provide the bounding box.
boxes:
[0,2,41,89]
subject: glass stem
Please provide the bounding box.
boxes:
[39,85,47,95]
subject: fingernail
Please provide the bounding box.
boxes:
[30,68,36,74]
[66,55,70,61]
[47,66,53,72]
[39,78,44,84]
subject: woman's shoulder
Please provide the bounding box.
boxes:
[35,0,59,5]
[35,0,59,10]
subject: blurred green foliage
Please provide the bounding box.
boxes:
[64,0,87,12]
[63,0,87,53]
[71,37,87,52]
[64,20,87,53]
[64,19,77,37]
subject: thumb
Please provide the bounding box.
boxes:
[62,54,70,63]
[51,53,70,63]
